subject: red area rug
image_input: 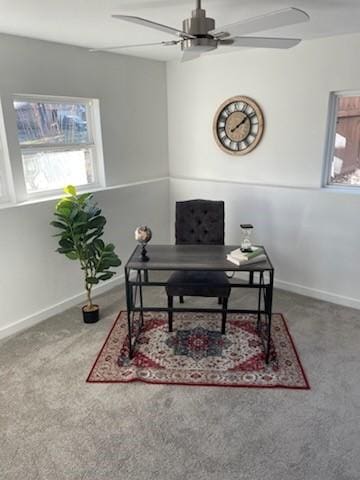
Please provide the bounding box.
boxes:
[87,311,309,389]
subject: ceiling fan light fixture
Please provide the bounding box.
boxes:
[182,37,217,52]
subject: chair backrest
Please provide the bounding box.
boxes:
[175,199,225,245]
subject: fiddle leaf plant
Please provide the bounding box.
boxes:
[51,185,121,311]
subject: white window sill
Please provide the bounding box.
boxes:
[322,184,360,194]
[0,177,168,210]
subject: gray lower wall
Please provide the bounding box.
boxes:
[0,179,170,337]
[170,177,360,309]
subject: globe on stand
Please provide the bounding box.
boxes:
[134,226,152,262]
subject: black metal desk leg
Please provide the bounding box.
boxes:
[221,297,228,334]
[265,271,274,364]
[143,270,149,283]
[125,268,133,358]
[168,296,173,332]
[138,270,145,328]
[257,272,264,331]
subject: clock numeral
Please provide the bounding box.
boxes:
[248,111,256,119]
[251,124,259,134]
[241,103,248,113]
[223,137,232,148]
[230,141,238,150]
[218,121,225,128]
[218,128,226,139]
[247,134,255,143]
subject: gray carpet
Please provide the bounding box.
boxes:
[0,283,359,480]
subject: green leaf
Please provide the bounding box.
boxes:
[98,272,114,281]
[94,239,105,252]
[84,230,103,243]
[55,202,72,218]
[73,222,88,233]
[88,216,106,229]
[65,251,78,260]
[87,206,101,217]
[78,192,93,204]
[64,185,77,196]
[86,277,99,285]
[105,243,115,251]
[98,257,121,270]
[57,247,73,254]
[50,221,68,230]
[59,238,74,249]
[110,258,122,267]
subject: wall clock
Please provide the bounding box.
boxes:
[213,96,264,155]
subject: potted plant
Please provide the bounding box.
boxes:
[51,185,121,323]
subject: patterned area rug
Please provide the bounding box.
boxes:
[87,312,309,389]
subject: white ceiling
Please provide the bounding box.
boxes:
[0,0,360,61]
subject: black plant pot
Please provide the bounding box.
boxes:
[82,305,100,324]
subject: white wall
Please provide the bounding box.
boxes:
[167,33,360,309]
[0,33,168,193]
[0,34,170,337]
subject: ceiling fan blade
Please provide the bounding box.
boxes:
[180,50,203,62]
[111,15,196,39]
[89,41,179,52]
[210,7,309,38]
[220,36,301,49]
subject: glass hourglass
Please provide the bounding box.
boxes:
[240,224,254,252]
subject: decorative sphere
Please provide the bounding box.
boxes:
[135,225,152,244]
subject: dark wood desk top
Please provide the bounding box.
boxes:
[126,244,273,272]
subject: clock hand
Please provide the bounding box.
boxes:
[230,116,248,133]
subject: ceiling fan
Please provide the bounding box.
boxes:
[91,0,310,61]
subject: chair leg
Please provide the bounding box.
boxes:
[221,297,228,334]
[168,296,173,332]
[218,297,222,305]
[179,296,184,304]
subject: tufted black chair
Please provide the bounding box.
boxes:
[166,200,231,334]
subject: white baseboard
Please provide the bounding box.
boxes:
[0,274,125,340]
[274,278,360,310]
[234,271,360,309]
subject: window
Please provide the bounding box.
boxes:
[324,91,360,188]
[13,95,104,196]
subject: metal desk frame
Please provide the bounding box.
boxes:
[124,245,274,363]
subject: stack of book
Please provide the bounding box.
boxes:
[226,247,266,266]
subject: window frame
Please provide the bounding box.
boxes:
[0,100,15,204]
[323,90,360,191]
[12,94,105,199]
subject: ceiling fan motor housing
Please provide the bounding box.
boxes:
[182,7,217,52]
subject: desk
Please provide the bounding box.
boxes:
[125,244,274,363]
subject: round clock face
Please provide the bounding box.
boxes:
[213,96,264,155]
